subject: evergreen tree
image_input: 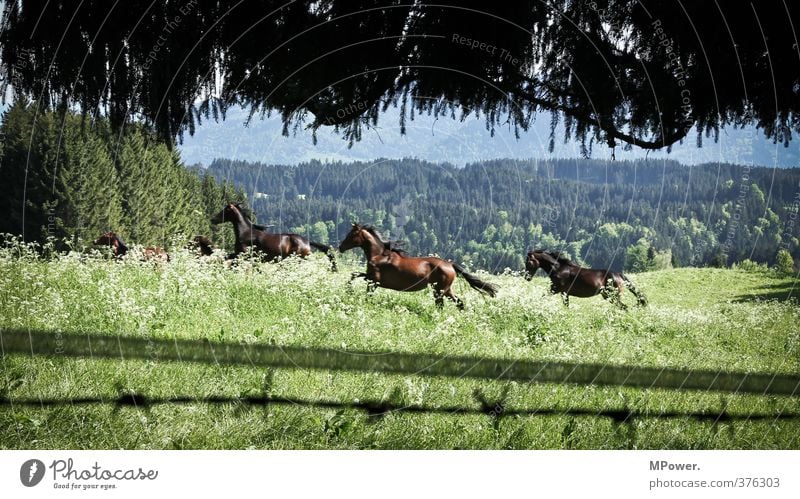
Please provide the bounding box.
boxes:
[0,106,236,249]
[775,249,795,276]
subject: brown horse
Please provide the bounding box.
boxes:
[93,232,169,262]
[525,249,647,308]
[187,235,215,256]
[339,223,497,309]
[94,231,128,258]
[211,202,337,271]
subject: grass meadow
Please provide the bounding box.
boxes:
[1,239,799,449]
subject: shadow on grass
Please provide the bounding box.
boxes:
[2,329,799,396]
[2,392,798,424]
[733,279,798,303]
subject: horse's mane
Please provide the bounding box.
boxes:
[114,233,128,248]
[232,203,271,231]
[534,249,574,266]
[361,225,407,255]
[232,202,256,222]
[101,231,127,248]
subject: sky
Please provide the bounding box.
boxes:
[2,95,797,168]
[177,105,799,168]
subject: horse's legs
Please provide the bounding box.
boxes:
[561,292,569,306]
[433,289,444,308]
[623,278,648,306]
[444,289,465,310]
[601,281,628,310]
[346,272,363,293]
[349,271,367,283]
[611,294,628,310]
[362,263,381,295]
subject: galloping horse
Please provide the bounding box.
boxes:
[93,232,169,261]
[525,249,647,308]
[94,232,129,258]
[188,235,215,256]
[339,223,498,309]
[211,202,337,271]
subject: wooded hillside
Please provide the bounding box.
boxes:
[208,157,800,272]
[0,102,243,247]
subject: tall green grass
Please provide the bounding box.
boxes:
[1,238,798,449]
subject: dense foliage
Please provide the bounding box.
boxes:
[2,1,797,151]
[0,102,243,247]
[208,157,800,273]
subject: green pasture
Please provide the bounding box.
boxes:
[0,241,798,449]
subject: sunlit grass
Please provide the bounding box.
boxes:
[1,238,798,449]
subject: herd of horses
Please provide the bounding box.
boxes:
[93,202,647,310]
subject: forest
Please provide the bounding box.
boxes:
[2,101,797,275]
[207,157,800,273]
[0,102,243,249]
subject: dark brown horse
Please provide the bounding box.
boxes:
[339,223,497,309]
[94,231,128,258]
[93,232,169,261]
[211,202,337,271]
[187,235,215,256]
[525,249,647,308]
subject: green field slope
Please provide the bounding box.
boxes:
[1,244,798,449]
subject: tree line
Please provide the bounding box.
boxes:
[0,102,243,249]
[2,101,797,274]
[207,157,800,273]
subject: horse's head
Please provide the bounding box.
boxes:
[339,223,366,252]
[94,231,127,256]
[529,250,562,274]
[93,231,117,246]
[188,235,214,256]
[524,251,540,280]
[211,202,242,224]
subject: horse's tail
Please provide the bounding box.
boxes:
[620,273,647,306]
[452,263,498,297]
[309,241,338,272]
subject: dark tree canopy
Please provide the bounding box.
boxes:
[2,1,798,151]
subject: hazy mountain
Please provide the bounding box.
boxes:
[2,97,795,167]
[179,106,799,168]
